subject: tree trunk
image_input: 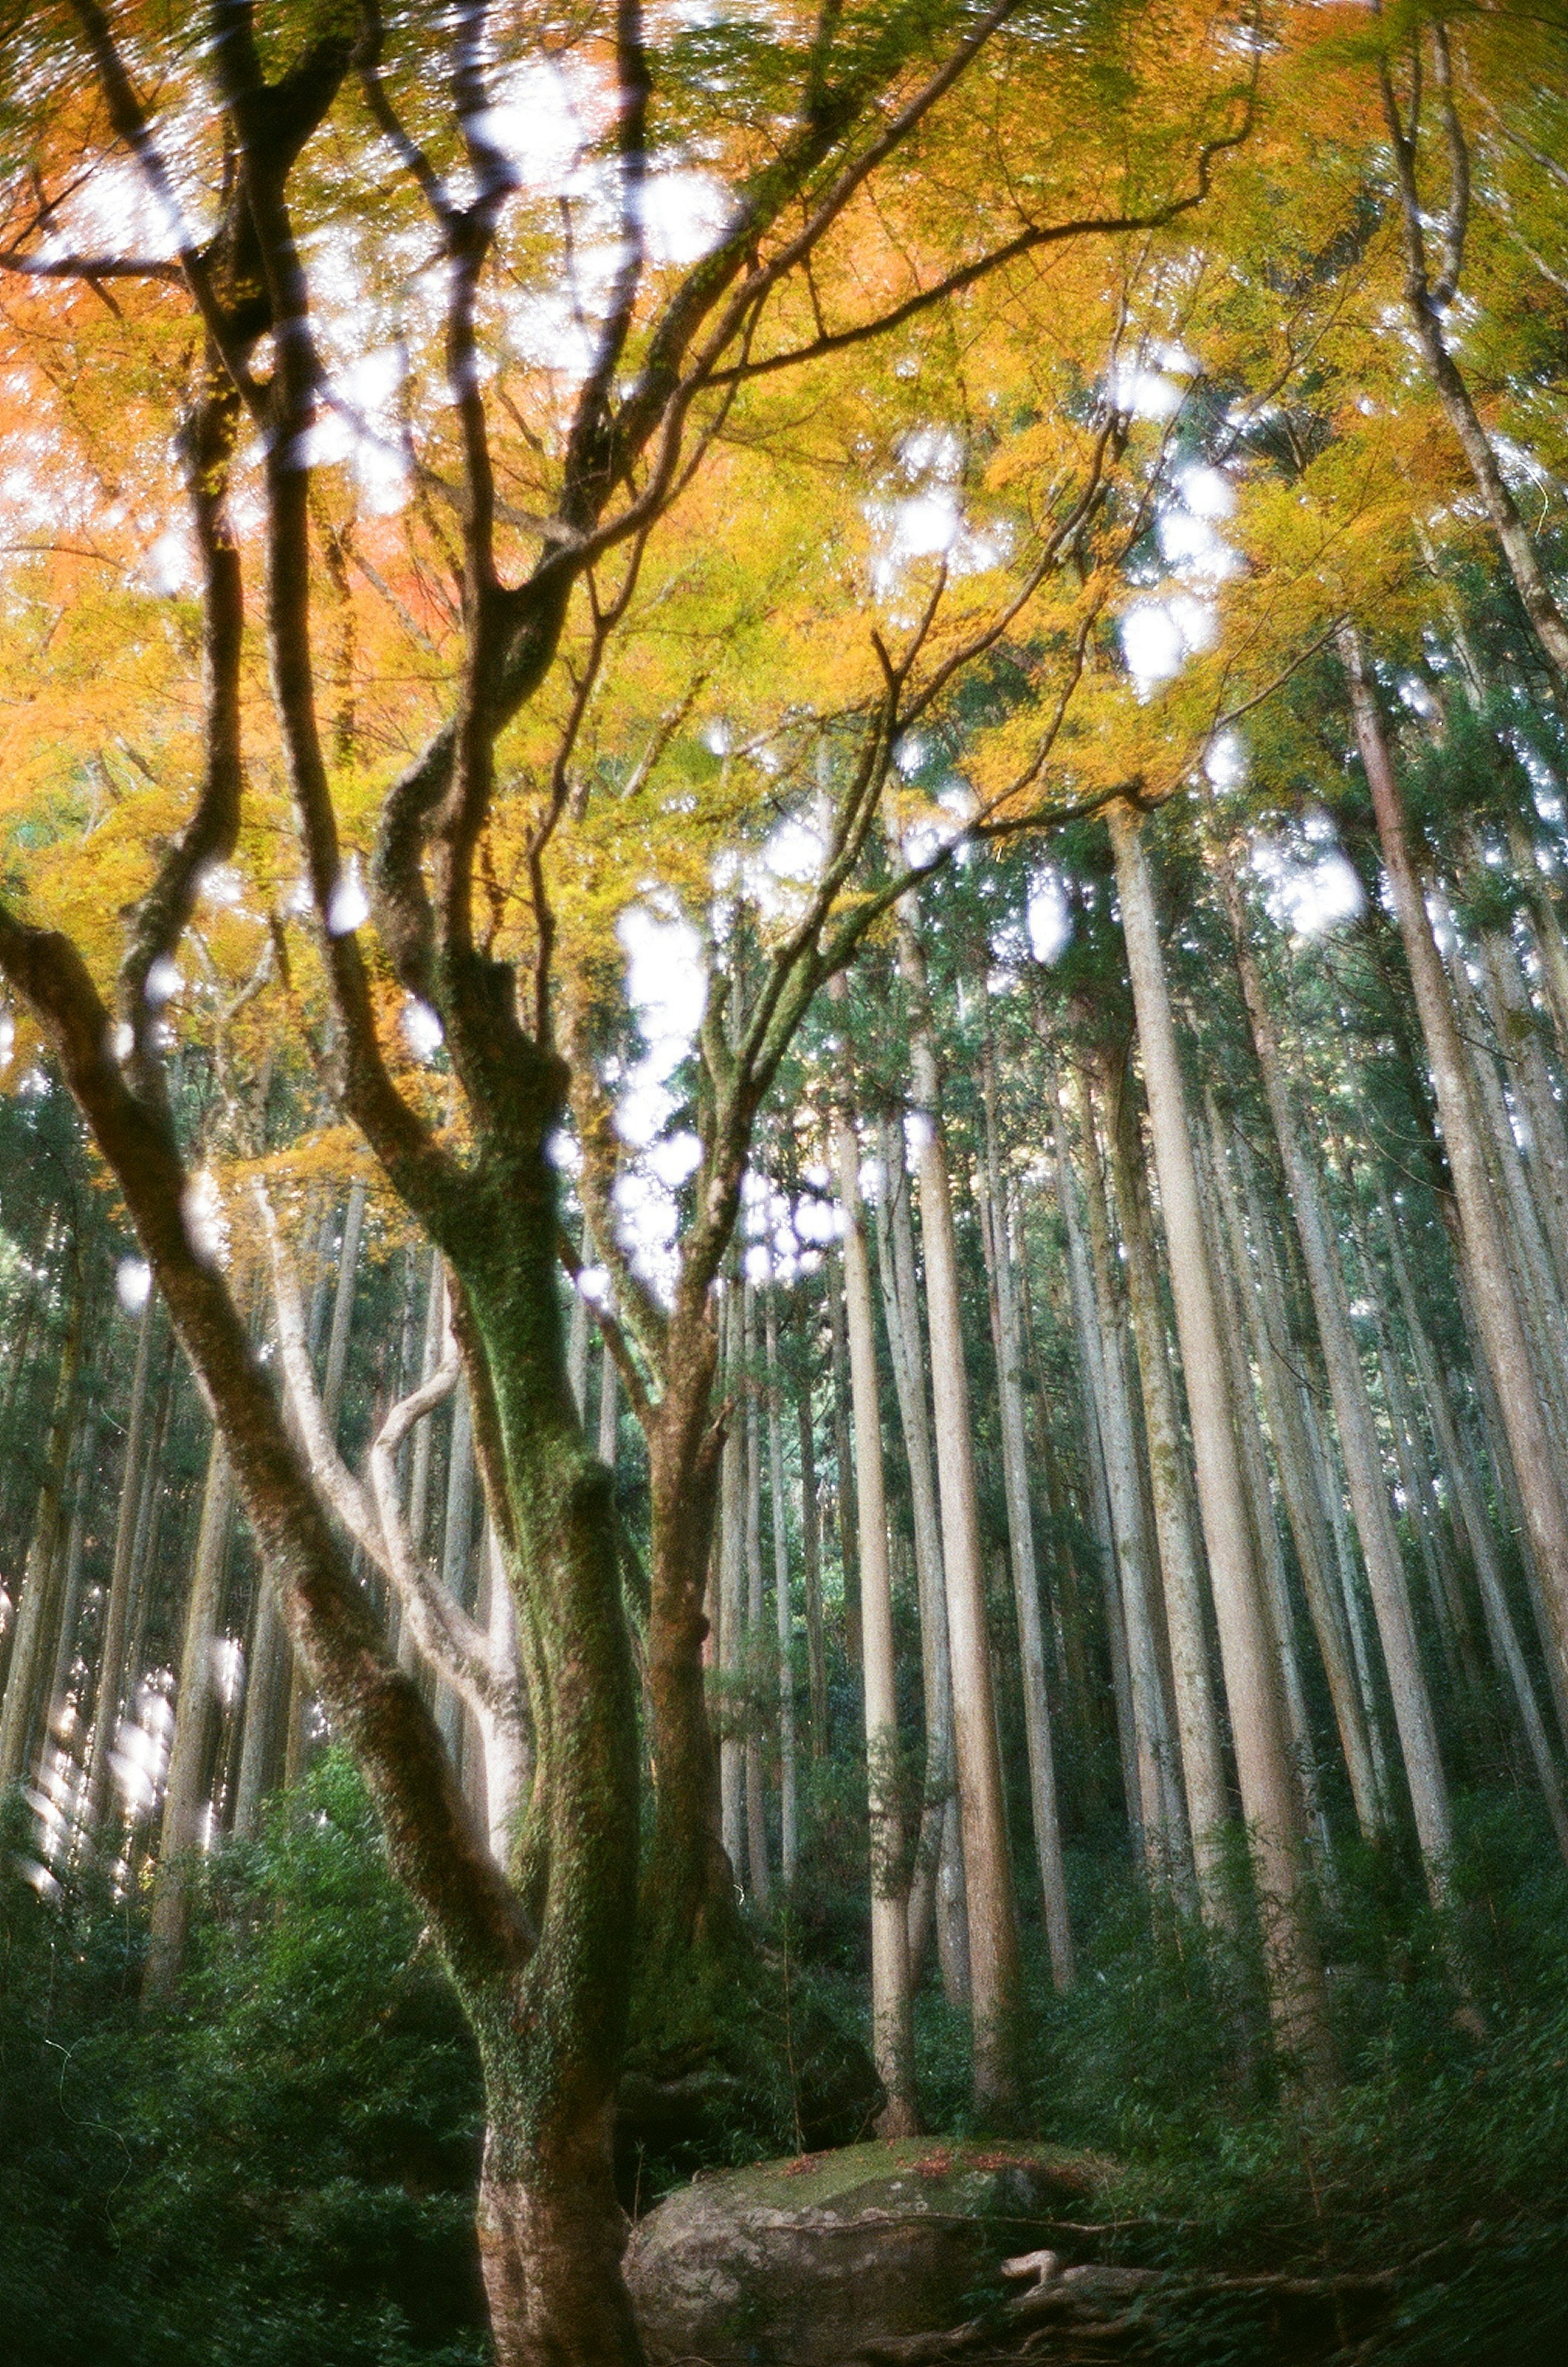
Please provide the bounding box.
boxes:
[1069,1059,1181,1873]
[80,1284,159,1846]
[1222,850,1456,1896]
[0,1277,85,1792]
[1196,1105,1332,1870]
[743,1284,771,1908]
[797,1382,828,1758]
[1383,1205,1568,1864]
[1231,1130,1385,1842]
[1108,800,1331,2077]
[976,1058,1074,1986]
[897,917,1021,2113]
[764,1292,799,1886]
[639,1299,739,1981]
[873,1111,965,2002]
[717,1285,746,1882]
[1047,1077,1143,1842]
[1343,626,1568,1700]
[144,1429,234,2002]
[833,1092,920,2135]
[1435,903,1568,1454]
[45,1400,99,1763]
[825,1247,863,1671]
[1100,1049,1232,1909]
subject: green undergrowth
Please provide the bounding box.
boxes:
[0,1761,488,2367]
[5,1765,1568,2363]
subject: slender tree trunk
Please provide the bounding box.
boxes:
[1196,1105,1333,1868]
[1069,1060,1178,1872]
[1048,1079,1143,1841]
[232,1569,287,1840]
[1343,628,1568,1699]
[0,1279,85,1791]
[833,1093,920,2134]
[1436,906,1568,1452]
[1384,1207,1568,1863]
[1109,800,1331,2076]
[597,1337,619,1471]
[640,1299,738,1979]
[825,1247,863,1672]
[873,1112,964,2001]
[143,1430,234,2002]
[764,1293,799,1886]
[1222,849,1456,1895]
[897,917,1021,2115]
[742,1285,771,1908]
[80,1285,158,1845]
[797,1382,828,1758]
[717,1285,746,1882]
[1508,818,1568,1065]
[1231,1133,1385,1841]
[567,1279,590,1423]
[976,1049,1074,1987]
[46,1401,99,1759]
[1100,1050,1232,1908]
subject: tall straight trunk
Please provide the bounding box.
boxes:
[0,1280,85,1790]
[976,1048,1073,1987]
[597,1338,618,1471]
[873,1112,964,1999]
[1343,627,1568,1698]
[1508,818,1568,1066]
[1222,851,1455,1894]
[1357,1236,1475,1700]
[797,1382,828,1757]
[1383,1206,1568,1864]
[287,1182,369,1785]
[764,1293,798,1886]
[833,1094,920,2134]
[742,1284,770,1908]
[1468,871,1568,1303]
[1069,1061,1178,1870]
[567,1283,590,1423]
[1048,1085,1142,1838]
[46,1401,99,1751]
[1444,1235,1568,1751]
[231,1570,287,1839]
[1436,910,1568,1451]
[641,1291,738,1978]
[897,916,1021,2115]
[143,1430,234,2002]
[1100,1052,1231,1908]
[322,1179,367,1426]
[80,1285,158,1845]
[717,1286,745,1879]
[1108,801,1330,2076]
[1195,1107,1330,1865]
[1230,1134,1385,1842]
[825,1247,862,1670]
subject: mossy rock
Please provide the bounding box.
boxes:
[624,2136,1112,2365]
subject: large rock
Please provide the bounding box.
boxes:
[625,2137,1110,2366]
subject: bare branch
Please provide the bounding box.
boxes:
[0,900,530,1984]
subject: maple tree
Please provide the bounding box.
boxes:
[0,1,1256,2357]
